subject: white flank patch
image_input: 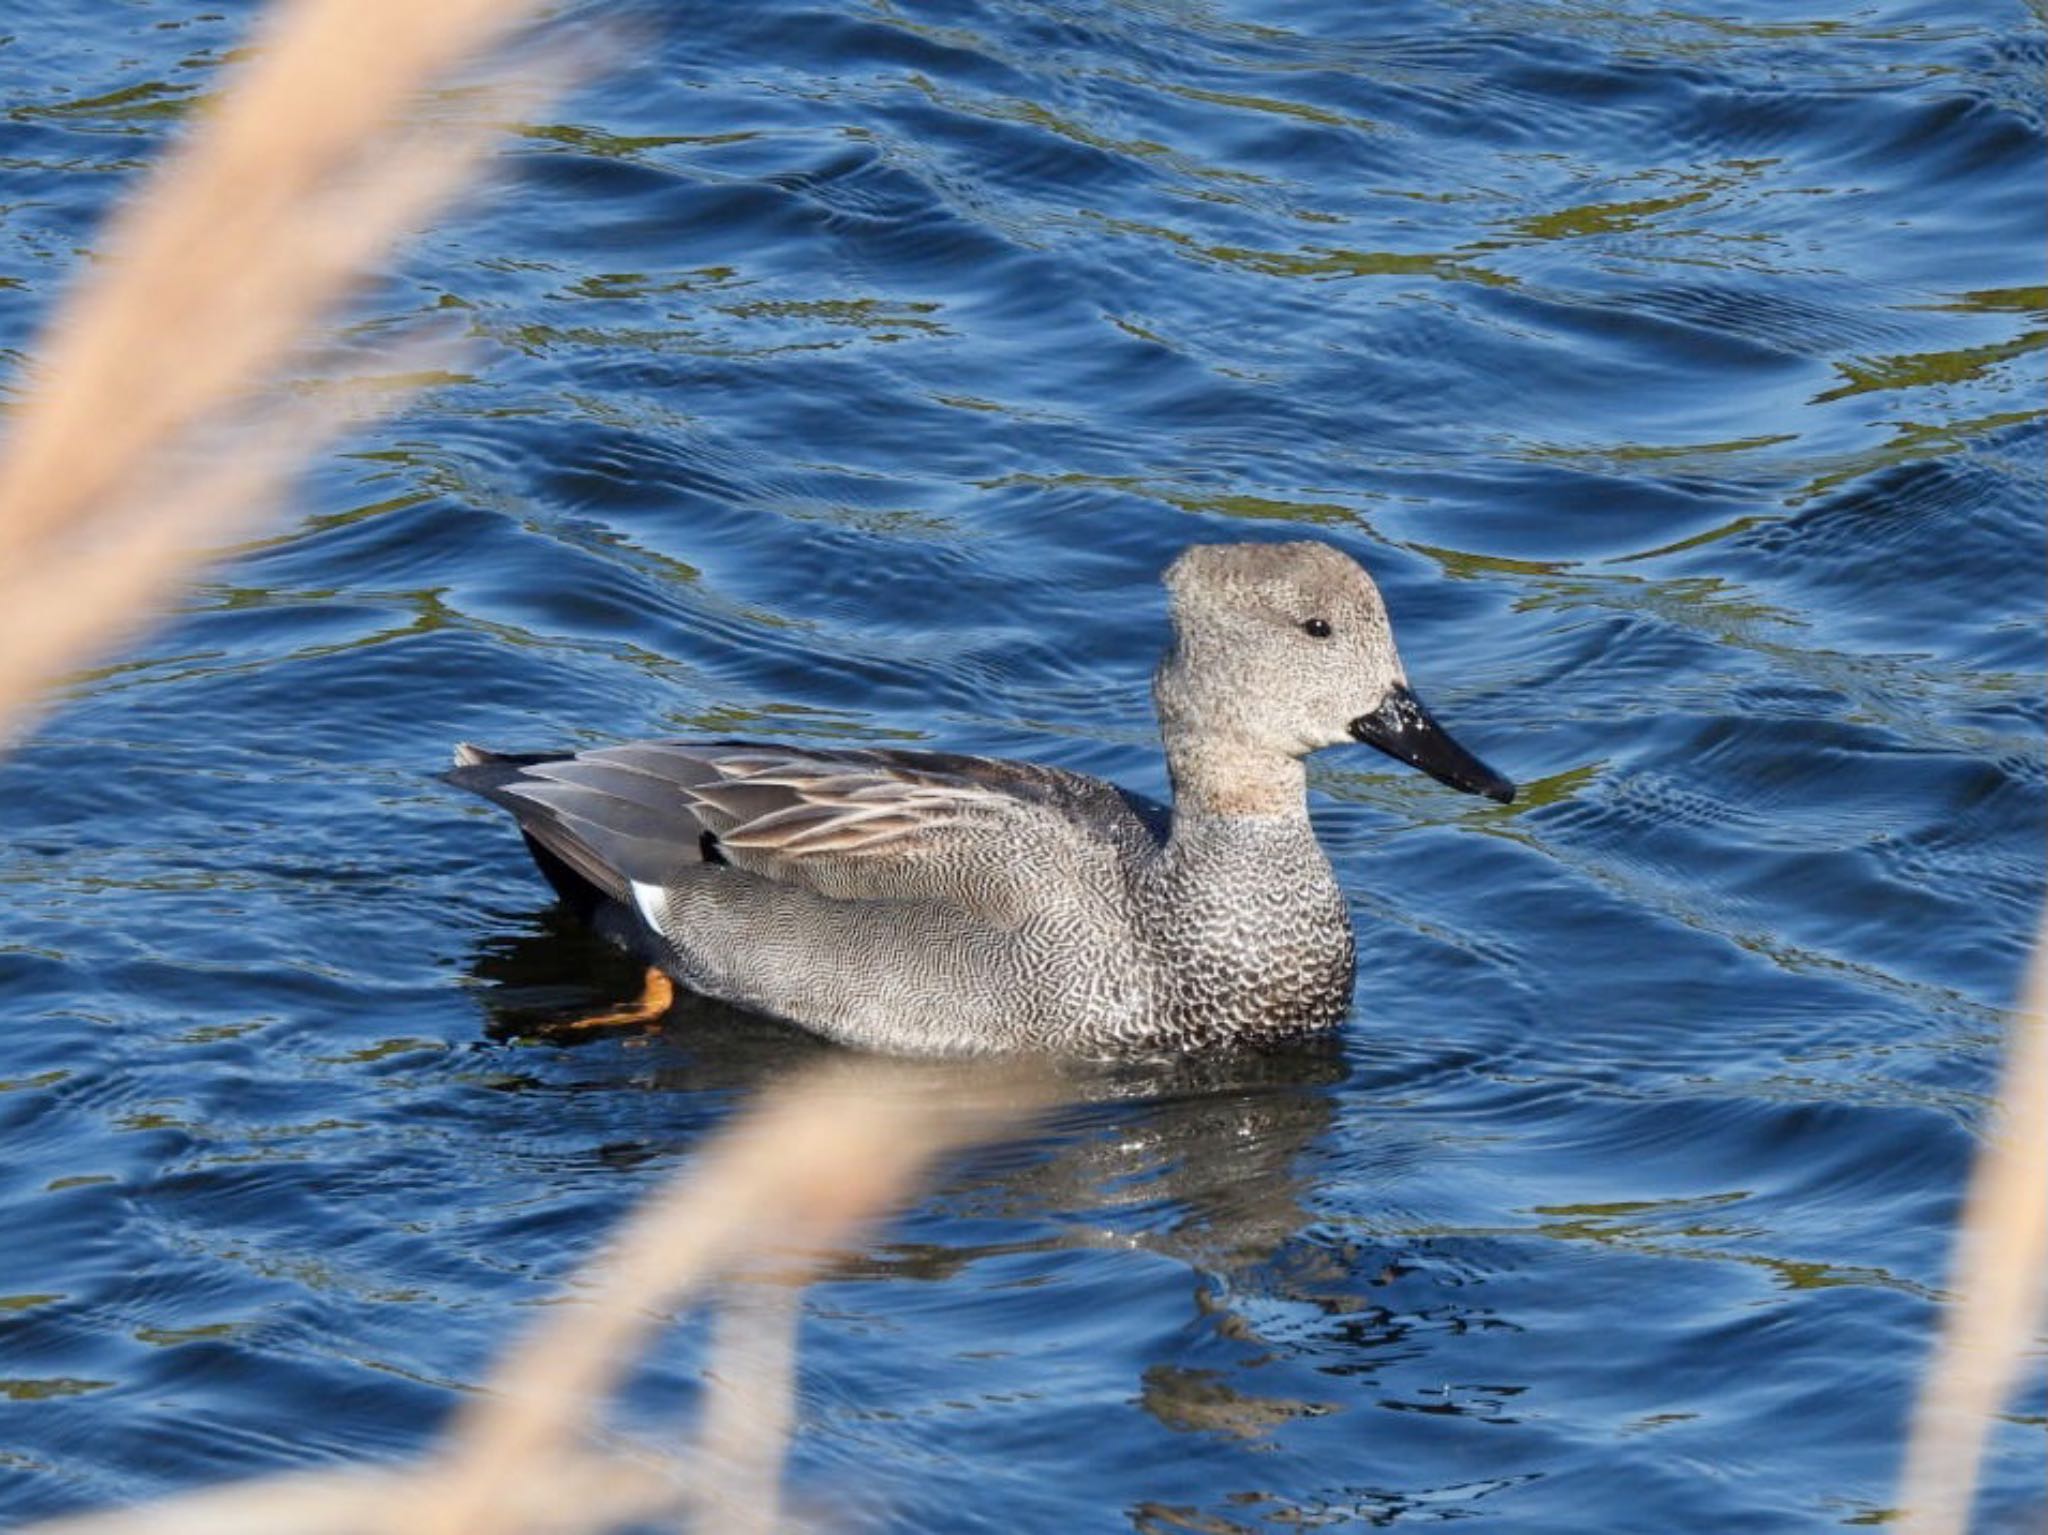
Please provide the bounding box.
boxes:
[630,880,668,931]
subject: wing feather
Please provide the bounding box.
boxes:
[452,738,1154,915]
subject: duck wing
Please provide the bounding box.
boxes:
[449,739,1157,917]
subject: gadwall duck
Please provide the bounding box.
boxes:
[448,541,1513,1056]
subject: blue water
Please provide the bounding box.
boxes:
[0,1,2042,1528]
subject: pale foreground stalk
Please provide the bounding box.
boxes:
[22,1060,1045,1535]
[1895,914,2048,1535]
[0,0,547,734]
[408,1059,1045,1535]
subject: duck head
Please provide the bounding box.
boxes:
[1154,541,1515,804]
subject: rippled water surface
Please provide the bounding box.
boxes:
[1,2,2042,1529]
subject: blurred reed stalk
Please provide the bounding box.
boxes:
[23,1061,1047,1535]
[1895,920,2048,1535]
[0,0,545,736]
[409,1061,1047,1535]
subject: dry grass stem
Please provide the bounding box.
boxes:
[1895,912,2048,1535]
[1,331,463,734]
[696,1279,804,1535]
[410,1059,1047,1535]
[18,1060,1044,1535]
[13,1470,419,1535]
[0,0,549,735]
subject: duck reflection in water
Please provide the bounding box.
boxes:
[465,910,1518,1499]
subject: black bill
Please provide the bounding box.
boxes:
[1348,683,1515,804]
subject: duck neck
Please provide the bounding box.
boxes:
[1163,732,1310,826]
[1148,731,1354,1042]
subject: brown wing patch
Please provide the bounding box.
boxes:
[453,737,1143,918]
[576,743,1019,866]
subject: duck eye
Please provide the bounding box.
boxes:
[1302,618,1333,638]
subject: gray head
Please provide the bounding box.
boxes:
[1154,541,1514,803]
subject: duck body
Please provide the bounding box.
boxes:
[448,542,1512,1058]
[450,740,1354,1054]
